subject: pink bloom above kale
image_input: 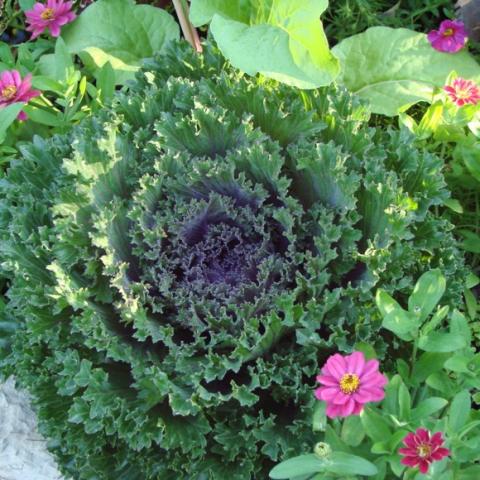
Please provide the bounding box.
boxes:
[427,20,467,53]
[444,77,480,107]
[25,0,76,39]
[399,428,450,474]
[0,70,40,120]
[315,351,387,418]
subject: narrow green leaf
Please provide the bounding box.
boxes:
[398,381,411,421]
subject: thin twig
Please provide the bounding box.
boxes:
[172,0,203,53]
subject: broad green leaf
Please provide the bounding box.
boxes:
[361,407,391,442]
[466,273,480,289]
[459,229,480,254]
[376,290,417,340]
[410,397,448,423]
[418,331,468,352]
[269,452,378,479]
[19,0,35,10]
[449,390,471,433]
[96,61,116,103]
[332,27,480,116]
[411,352,449,384]
[408,269,446,322]
[419,310,470,352]
[62,0,179,84]
[0,103,23,143]
[327,452,378,476]
[22,105,63,127]
[341,415,365,447]
[32,76,64,94]
[190,0,339,89]
[269,454,327,479]
[443,198,463,214]
[461,143,480,183]
[459,466,480,480]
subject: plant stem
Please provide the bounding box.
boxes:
[172,0,203,53]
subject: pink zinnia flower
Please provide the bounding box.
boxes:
[399,428,450,474]
[427,20,467,53]
[0,70,40,121]
[444,77,480,107]
[314,351,387,418]
[25,0,76,39]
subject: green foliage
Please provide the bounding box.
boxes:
[269,451,378,479]
[62,0,180,84]
[273,271,480,480]
[323,0,455,45]
[332,27,480,115]
[0,41,465,478]
[189,0,339,88]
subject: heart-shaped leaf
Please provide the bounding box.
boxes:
[332,27,480,116]
[190,0,339,88]
[62,0,179,84]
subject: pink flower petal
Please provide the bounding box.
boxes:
[346,351,365,375]
[316,374,338,387]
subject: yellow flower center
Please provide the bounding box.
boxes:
[417,444,432,458]
[339,373,360,395]
[1,85,17,100]
[455,88,472,99]
[40,8,55,20]
[443,28,454,37]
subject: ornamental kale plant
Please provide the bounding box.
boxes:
[0,41,465,479]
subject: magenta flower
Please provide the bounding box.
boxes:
[0,70,40,121]
[427,20,467,53]
[399,428,450,474]
[444,77,480,107]
[25,0,76,39]
[314,351,387,418]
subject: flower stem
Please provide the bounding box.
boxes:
[172,0,203,53]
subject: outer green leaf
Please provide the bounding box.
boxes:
[408,269,446,322]
[332,27,480,115]
[191,0,339,88]
[62,0,179,84]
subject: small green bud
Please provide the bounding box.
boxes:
[314,442,332,459]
